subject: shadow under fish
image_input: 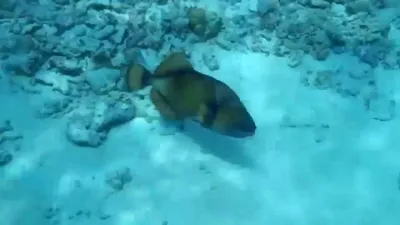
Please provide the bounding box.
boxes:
[185,120,257,167]
[124,52,257,139]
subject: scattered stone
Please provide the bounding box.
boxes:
[98,211,112,220]
[92,98,136,132]
[48,56,85,76]
[53,0,70,5]
[34,70,72,95]
[83,68,121,94]
[256,0,279,15]
[66,113,106,147]
[65,97,136,147]
[397,172,400,190]
[105,167,133,191]
[303,70,334,90]
[0,131,22,144]
[0,151,12,167]
[3,51,44,76]
[188,8,223,40]
[110,25,127,44]
[0,120,12,134]
[43,206,61,220]
[94,25,116,40]
[0,120,22,146]
[309,0,330,9]
[35,97,73,119]
[364,92,396,121]
[202,52,220,71]
[156,0,168,5]
[287,50,304,68]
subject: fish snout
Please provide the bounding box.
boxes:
[226,117,256,138]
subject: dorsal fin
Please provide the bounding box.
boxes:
[154,52,193,77]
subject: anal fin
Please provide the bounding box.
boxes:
[150,88,179,121]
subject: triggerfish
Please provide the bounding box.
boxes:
[124,52,256,138]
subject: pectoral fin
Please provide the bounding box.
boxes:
[150,88,179,121]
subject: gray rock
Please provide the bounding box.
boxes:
[0,151,12,167]
[365,93,396,121]
[335,76,366,97]
[123,48,147,65]
[110,25,127,44]
[34,70,73,95]
[0,0,16,11]
[54,13,75,31]
[85,16,106,29]
[94,25,116,40]
[54,36,101,58]
[105,167,133,191]
[61,25,88,39]
[92,99,136,132]
[66,113,106,147]
[0,35,36,55]
[20,22,42,35]
[99,40,114,53]
[3,51,44,76]
[309,0,330,8]
[125,30,146,49]
[66,97,136,147]
[84,68,120,93]
[256,0,279,15]
[80,0,115,12]
[53,0,70,5]
[82,37,103,52]
[202,52,220,71]
[48,56,84,76]
[287,50,304,68]
[0,120,12,134]
[0,120,22,146]
[35,97,72,119]
[91,50,113,66]
[34,25,58,39]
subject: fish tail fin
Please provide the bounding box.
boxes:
[124,63,152,91]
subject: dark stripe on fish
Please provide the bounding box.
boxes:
[153,88,177,113]
[201,102,219,126]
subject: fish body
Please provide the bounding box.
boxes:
[125,52,256,138]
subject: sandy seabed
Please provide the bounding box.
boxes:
[1,45,400,225]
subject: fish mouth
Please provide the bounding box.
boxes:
[229,130,255,138]
[234,121,257,138]
[225,125,256,138]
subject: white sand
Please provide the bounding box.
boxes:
[1,45,400,225]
